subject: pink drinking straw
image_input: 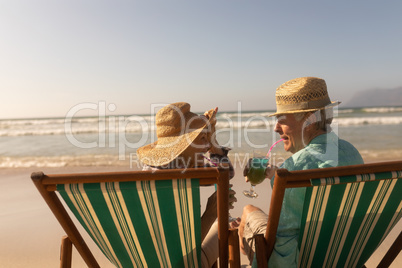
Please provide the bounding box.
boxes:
[203,138,284,166]
[203,155,218,166]
[266,138,284,157]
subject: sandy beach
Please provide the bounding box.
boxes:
[0,165,400,267]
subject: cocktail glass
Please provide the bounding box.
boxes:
[243,157,269,198]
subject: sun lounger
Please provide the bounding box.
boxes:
[253,161,402,267]
[32,167,235,268]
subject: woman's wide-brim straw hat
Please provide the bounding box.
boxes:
[137,102,213,166]
[269,77,340,117]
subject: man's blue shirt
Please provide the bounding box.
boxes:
[264,132,363,267]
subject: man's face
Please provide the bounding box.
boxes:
[274,114,306,153]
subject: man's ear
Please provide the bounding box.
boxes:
[304,112,318,127]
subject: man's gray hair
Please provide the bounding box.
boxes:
[294,108,333,132]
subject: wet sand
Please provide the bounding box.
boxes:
[0,165,400,267]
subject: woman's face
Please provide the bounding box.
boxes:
[192,132,211,153]
[180,132,211,167]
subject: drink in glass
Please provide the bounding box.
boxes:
[243,157,269,198]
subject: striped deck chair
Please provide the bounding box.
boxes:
[31,167,237,268]
[253,161,402,268]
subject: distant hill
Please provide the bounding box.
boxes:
[345,87,402,108]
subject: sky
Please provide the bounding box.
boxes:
[1,0,402,119]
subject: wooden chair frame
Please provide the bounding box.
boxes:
[254,160,402,268]
[32,167,236,268]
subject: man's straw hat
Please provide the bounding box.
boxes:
[137,102,214,166]
[269,77,340,117]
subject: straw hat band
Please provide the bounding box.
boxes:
[275,95,331,113]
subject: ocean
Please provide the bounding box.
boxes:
[1,106,402,168]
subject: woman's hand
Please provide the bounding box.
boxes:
[204,184,237,217]
[228,185,237,210]
[204,107,217,126]
[204,107,224,155]
[204,184,237,214]
[229,217,241,229]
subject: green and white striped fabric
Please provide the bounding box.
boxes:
[298,171,402,268]
[310,170,402,186]
[57,179,201,268]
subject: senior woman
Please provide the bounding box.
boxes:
[137,102,236,268]
[238,77,364,267]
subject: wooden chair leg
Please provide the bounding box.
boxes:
[377,231,402,268]
[255,234,268,268]
[60,236,73,268]
[229,228,241,268]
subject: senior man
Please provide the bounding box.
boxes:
[238,77,364,267]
